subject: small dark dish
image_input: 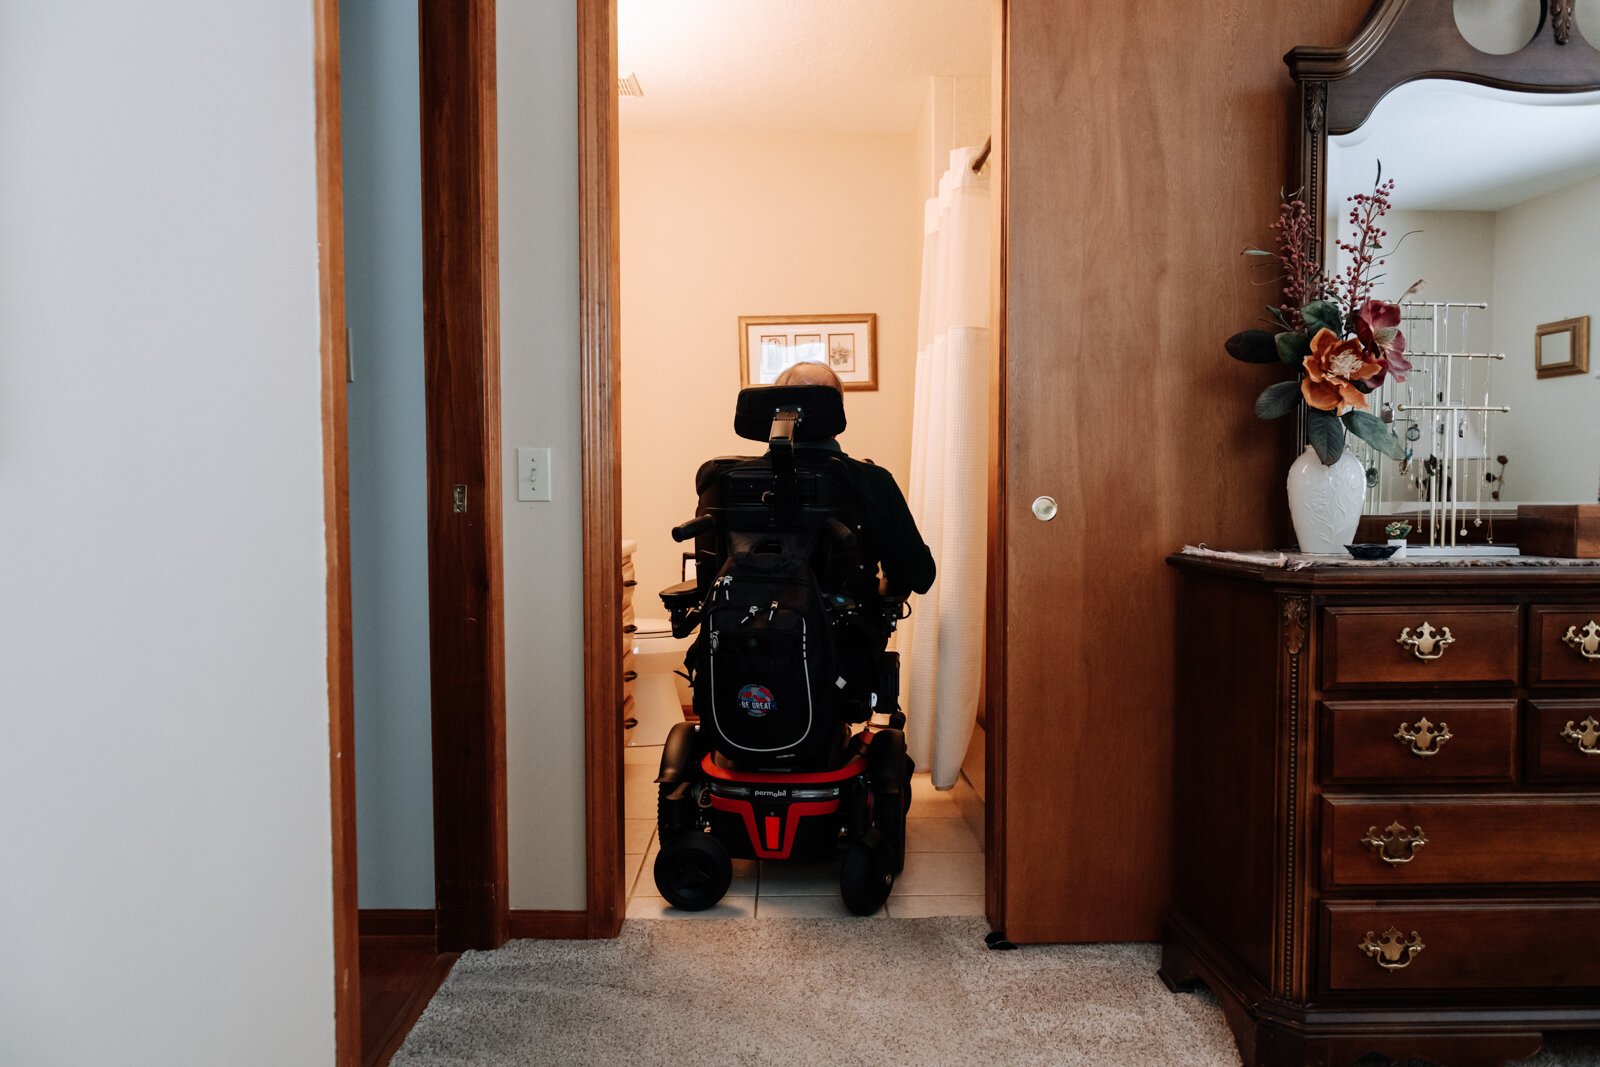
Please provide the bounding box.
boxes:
[1345,543,1400,561]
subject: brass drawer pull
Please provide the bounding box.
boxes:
[1397,621,1454,661]
[1560,716,1600,756]
[1562,621,1600,661]
[1359,926,1425,971]
[1361,821,1428,865]
[1394,716,1452,757]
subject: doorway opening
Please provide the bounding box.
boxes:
[604,0,1003,923]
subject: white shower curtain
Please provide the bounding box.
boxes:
[902,146,991,789]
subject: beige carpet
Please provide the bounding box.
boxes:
[393,917,1600,1066]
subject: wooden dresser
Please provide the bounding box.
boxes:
[1163,554,1600,1067]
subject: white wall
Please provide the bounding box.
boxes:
[498,0,589,910]
[620,128,925,612]
[913,75,990,200]
[341,0,436,910]
[1373,208,1496,340]
[1491,174,1600,503]
[0,3,334,1064]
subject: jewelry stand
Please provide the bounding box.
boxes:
[1350,300,1510,550]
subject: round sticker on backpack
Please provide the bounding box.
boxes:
[736,684,776,718]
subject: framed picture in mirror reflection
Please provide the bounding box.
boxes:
[1535,316,1589,379]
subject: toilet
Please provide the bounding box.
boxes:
[628,616,694,748]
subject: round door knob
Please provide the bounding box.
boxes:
[1031,496,1058,522]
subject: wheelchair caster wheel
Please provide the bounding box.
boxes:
[654,833,732,911]
[840,828,894,916]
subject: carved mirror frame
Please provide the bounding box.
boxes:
[1281,0,1600,526]
[1287,0,1600,266]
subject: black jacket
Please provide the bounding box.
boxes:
[803,443,936,596]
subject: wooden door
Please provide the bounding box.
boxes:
[992,0,1374,943]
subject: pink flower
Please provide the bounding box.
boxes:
[1350,300,1410,385]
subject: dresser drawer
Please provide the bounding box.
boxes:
[1321,795,1600,888]
[1321,605,1520,689]
[1528,700,1600,782]
[1529,606,1600,686]
[1320,900,1600,992]
[1320,700,1517,784]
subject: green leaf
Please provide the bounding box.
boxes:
[1306,408,1346,465]
[1275,331,1311,364]
[1242,248,1275,257]
[1226,330,1280,364]
[1255,380,1301,419]
[1342,409,1404,459]
[1301,300,1343,336]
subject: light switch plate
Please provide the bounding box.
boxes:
[516,447,552,502]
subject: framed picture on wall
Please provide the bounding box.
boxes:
[1534,316,1590,379]
[739,314,877,390]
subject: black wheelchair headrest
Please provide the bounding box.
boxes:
[733,385,847,443]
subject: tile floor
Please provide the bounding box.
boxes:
[622,747,985,921]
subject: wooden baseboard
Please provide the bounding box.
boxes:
[359,909,436,938]
[507,909,589,939]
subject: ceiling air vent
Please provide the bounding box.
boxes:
[618,73,643,98]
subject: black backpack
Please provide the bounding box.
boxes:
[691,550,842,764]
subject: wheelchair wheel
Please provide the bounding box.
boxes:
[654,833,732,911]
[839,828,894,916]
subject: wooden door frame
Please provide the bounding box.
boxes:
[314,0,359,1060]
[577,0,627,939]
[572,0,1009,939]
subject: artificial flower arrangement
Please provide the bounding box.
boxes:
[1225,169,1410,465]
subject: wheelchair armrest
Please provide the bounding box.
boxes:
[876,579,915,630]
[660,580,700,612]
[660,580,703,639]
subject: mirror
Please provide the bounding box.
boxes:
[1325,81,1600,511]
[1289,0,1600,529]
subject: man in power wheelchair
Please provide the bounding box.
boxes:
[652,367,935,915]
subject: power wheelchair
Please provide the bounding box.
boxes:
[652,384,915,915]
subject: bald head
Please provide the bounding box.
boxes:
[775,361,843,393]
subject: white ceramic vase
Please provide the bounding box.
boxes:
[1286,444,1365,554]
